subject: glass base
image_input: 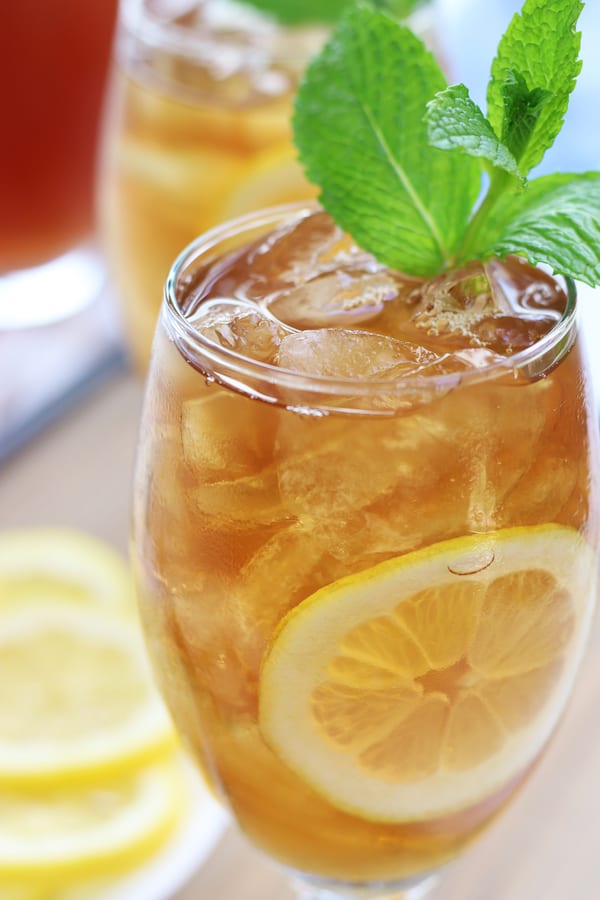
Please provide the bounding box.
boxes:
[0,244,106,329]
[290,871,440,900]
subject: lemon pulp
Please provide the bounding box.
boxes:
[260,525,597,822]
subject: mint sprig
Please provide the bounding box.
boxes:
[294,0,600,287]
[235,0,425,26]
[294,7,480,277]
[487,0,583,175]
[471,173,600,286]
[426,84,524,183]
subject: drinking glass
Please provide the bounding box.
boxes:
[0,0,118,328]
[98,0,438,372]
[131,204,599,899]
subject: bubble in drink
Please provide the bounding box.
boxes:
[408,257,566,356]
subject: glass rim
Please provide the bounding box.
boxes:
[163,201,578,402]
[119,0,326,62]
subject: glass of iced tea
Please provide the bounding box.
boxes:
[0,0,118,328]
[132,203,599,899]
[98,0,325,372]
[98,0,438,372]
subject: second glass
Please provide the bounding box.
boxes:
[98,0,438,372]
[99,0,325,371]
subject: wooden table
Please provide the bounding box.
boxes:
[1,370,599,900]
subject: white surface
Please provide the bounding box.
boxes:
[0,246,106,329]
[578,283,600,405]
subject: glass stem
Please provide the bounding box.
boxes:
[291,873,440,900]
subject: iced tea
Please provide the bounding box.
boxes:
[133,206,599,885]
[99,0,440,372]
[99,0,325,370]
[0,0,118,272]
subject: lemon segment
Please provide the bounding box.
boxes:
[260,525,597,823]
[0,604,176,786]
[0,529,134,614]
[0,760,185,883]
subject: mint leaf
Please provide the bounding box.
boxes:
[487,0,583,174]
[235,0,350,25]
[426,84,523,181]
[236,0,425,26]
[500,70,552,164]
[294,5,481,277]
[466,173,600,287]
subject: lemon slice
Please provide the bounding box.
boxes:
[0,888,44,899]
[0,760,184,883]
[0,529,134,614]
[260,525,597,823]
[219,147,318,222]
[0,604,176,786]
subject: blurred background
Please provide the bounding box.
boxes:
[1,0,599,897]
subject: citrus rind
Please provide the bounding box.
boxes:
[0,529,134,614]
[0,760,185,882]
[0,604,176,787]
[260,525,597,822]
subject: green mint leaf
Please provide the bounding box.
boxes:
[236,0,425,26]
[500,70,552,164]
[235,0,350,25]
[425,84,523,181]
[466,173,600,287]
[487,0,583,174]
[293,5,481,277]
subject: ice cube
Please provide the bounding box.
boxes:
[276,329,437,379]
[473,314,560,355]
[182,388,278,480]
[409,258,565,357]
[276,414,427,521]
[484,256,566,317]
[244,211,353,292]
[267,268,400,329]
[473,257,565,354]
[190,467,291,527]
[189,298,288,362]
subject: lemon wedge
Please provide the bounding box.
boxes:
[0,604,175,786]
[260,525,597,822]
[0,760,184,884]
[0,529,134,614]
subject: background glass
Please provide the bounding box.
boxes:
[98,0,439,373]
[98,0,324,371]
[0,0,118,328]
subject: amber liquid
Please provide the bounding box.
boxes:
[0,0,117,272]
[98,5,324,372]
[133,213,599,883]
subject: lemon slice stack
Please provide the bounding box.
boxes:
[0,529,188,894]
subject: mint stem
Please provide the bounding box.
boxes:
[456,170,513,264]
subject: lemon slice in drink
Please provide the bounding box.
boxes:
[260,525,597,822]
[0,604,175,786]
[0,529,134,613]
[0,760,184,883]
[220,147,318,221]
